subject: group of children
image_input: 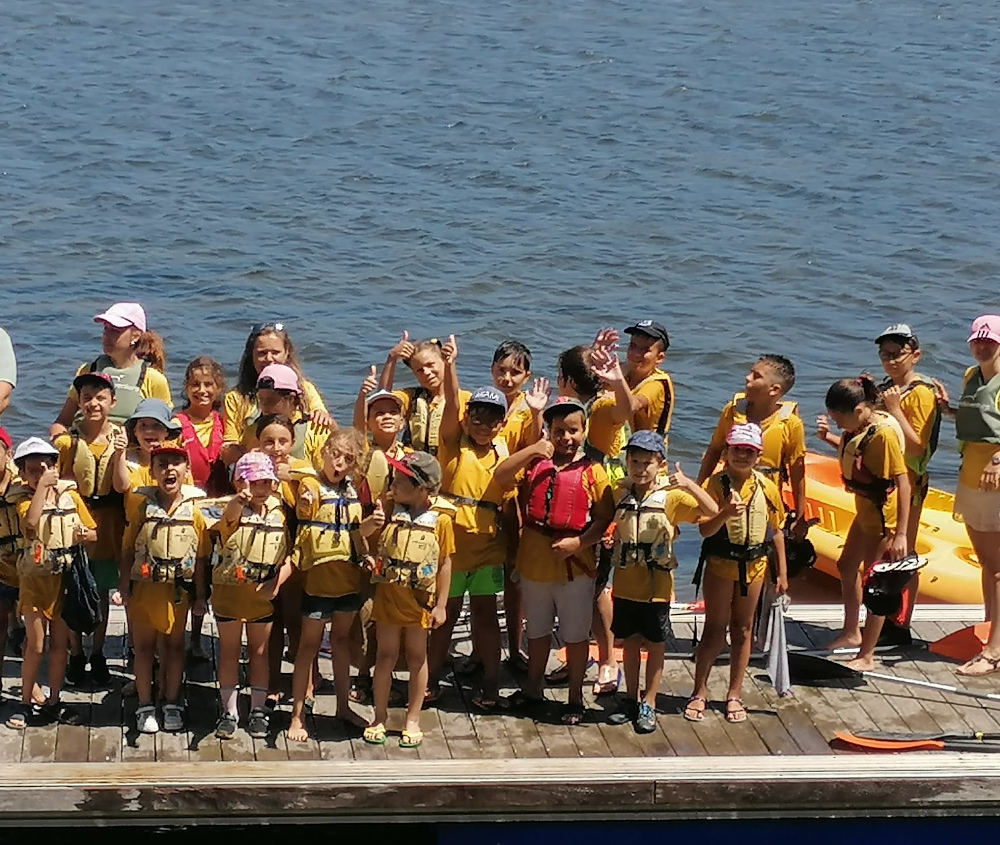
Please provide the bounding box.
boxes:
[1,301,997,746]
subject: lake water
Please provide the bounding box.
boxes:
[3,0,999,593]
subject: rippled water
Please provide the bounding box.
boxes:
[3,0,999,487]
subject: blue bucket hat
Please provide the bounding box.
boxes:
[127,398,182,437]
[468,385,508,413]
[626,430,667,458]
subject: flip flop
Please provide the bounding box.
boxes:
[683,695,706,722]
[399,729,423,748]
[957,653,1000,677]
[470,692,501,713]
[561,702,586,726]
[5,703,30,731]
[726,698,747,723]
[592,666,623,696]
[362,723,387,745]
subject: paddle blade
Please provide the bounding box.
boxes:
[929,623,991,663]
[853,729,1000,743]
[787,652,865,686]
[833,731,944,752]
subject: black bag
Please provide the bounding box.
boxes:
[61,545,104,634]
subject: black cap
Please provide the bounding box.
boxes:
[625,320,670,351]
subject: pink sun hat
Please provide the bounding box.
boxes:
[94,302,147,332]
[256,363,301,394]
[968,315,1000,345]
[726,422,763,452]
[234,451,278,484]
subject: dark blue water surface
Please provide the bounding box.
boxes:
[2,1,998,508]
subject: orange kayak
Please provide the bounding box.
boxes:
[802,452,983,605]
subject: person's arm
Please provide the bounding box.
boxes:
[494,439,552,489]
[353,365,379,431]
[0,382,11,417]
[0,328,15,416]
[697,444,724,486]
[881,386,926,458]
[589,346,643,424]
[669,464,720,520]
[699,484,741,538]
[25,471,59,532]
[887,472,911,561]
[789,458,807,518]
[50,395,78,439]
[430,553,452,629]
[772,530,788,595]
[522,378,550,443]
[440,335,462,445]
[816,415,842,450]
[378,331,415,391]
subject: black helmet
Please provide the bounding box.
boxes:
[862,555,926,616]
[785,536,817,579]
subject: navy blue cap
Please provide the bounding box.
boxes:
[626,430,667,458]
[468,386,508,412]
[625,320,670,351]
[542,396,587,423]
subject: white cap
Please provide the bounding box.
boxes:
[726,423,763,452]
[94,302,147,332]
[13,436,59,463]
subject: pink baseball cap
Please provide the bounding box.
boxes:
[968,315,1000,345]
[94,302,147,332]
[726,422,763,452]
[234,451,278,484]
[256,363,301,394]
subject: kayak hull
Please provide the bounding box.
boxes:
[802,453,983,606]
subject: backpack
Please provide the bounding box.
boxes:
[61,545,103,634]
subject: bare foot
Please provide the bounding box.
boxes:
[845,655,875,672]
[825,632,862,652]
[287,716,310,743]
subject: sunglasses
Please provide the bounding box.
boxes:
[251,321,285,335]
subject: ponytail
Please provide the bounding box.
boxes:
[557,345,601,403]
[134,330,166,372]
[825,374,879,414]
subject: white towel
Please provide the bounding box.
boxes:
[764,594,793,697]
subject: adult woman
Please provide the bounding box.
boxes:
[947,315,1000,675]
[221,322,333,465]
[50,303,171,436]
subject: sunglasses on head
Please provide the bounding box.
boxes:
[251,321,285,335]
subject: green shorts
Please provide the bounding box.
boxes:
[90,558,120,593]
[449,565,504,599]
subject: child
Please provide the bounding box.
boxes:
[223,322,330,464]
[378,332,471,456]
[229,364,332,472]
[8,437,97,729]
[288,428,379,742]
[213,452,293,739]
[176,356,230,497]
[256,413,317,509]
[817,377,910,666]
[55,371,129,687]
[117,446,211,734]
[116,398,187,509]
[873,325,941,644]
[607,431,718,733]
[50,302,172,436]
[364,451,454,749]
[686,423,787,724]
[495,397,615,726]
[0,427,21,697]
[697,355,808,527]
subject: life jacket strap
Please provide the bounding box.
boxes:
[441,492,500,513]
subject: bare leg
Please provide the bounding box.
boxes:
[565,640,589,707]
[47,617,71,704]
[692,571,737,702]
[372,623,401,727]
[246,621,273,710]
[965,527,1000,661]
[20,613,47,706]
[161,618,187,703]
[289,616,325,742]
[470,594,501,699]
[726,578,766,702]
[828,522,867,650]
[427,596,462,688]
[848,534,890,671]
[593,587,618,685]
[525,635,550,699]
[216,620,244,715]
[622,637,643,703]
[132,622,159,705]
[403,626,429,735]
[643,641,666,709]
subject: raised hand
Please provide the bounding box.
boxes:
[592,327,620,354]
[525,378,551,413]
[881,385,902,414]
[533,439,555,460]
[40,467,59,489]
[666,462,688,489]
[721,490,746,519]
[361,499,387,538]
[309,409,334,430]
[442,334,458,365]
[589,344,624,384]
[816,414,831,442]
[390,330,415,362]
[360,364,378,396]
[111,427,129,453]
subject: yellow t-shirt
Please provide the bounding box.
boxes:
[0,473,22,588]
[125,451,195,516]
[586,394,624,458]
[611,485,702,603]
[499,393,538,453]
[222,380,327,445]
[239,416,329,475]
[295,475,362,599]
[69,361,172,407]
[55,434,122,563]
[702,472,783,583]
[708,398,806,476]
[438,432,511,573]
[841,424,907,536]
[371,509,456,629]
[585,370,675,458]
[515,459,615,583]
[631,369,675,438]
[191,416,216,448]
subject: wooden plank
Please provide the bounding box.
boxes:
[532,687,583,759]
[20,720,58,764]
[657,656,708,756]
[749,669,833,755]
[499,710,549,759]
[433,700,483,759]
[186,679,223,762]
[88,624,124,764]
[668,653,742,757]
[0,705,24,763]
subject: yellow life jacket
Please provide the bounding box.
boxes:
[69,426,124,504]
[731,393,798,479]
[440,435,509,537]
[373,503,443,595]
[612,482,678,599]
[840,412,902,503]
[296,479,363,570]
[215,497,288,585]
[130,485,204,583]
[404,388,444,456]
[18,480,82,577]
[0,475,24,559]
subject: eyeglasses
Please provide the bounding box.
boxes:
[250,322,285,335]
[878,348,911,363]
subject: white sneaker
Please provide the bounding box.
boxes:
[162,704,185,733]
[136,705,159,734]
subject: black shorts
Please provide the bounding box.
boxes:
[0,583,17,604]
[595,545,614,592]
[301,592,363,621]
[611,597,671,644]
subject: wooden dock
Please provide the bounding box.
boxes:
[3,604,1000,823]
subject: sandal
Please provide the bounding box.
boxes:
[683,695,706,722]
[5,703,29,731]
[349,679,372,705]
[362,723,387,745]
[726,698,747,723]
[503,690,546,714]
[399,729,423,748]
[424,683,442,705]
[44,702,81,726]
[592,666,623,696]
[470,692,501,713]
[544,661,571,685]
[561,702,586,726]
[957,652,1000,677]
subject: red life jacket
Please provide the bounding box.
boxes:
[177,411,228,496]
[524,456,597,535]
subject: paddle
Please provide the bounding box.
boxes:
[833,731,1000,753]
[853,729,1000,742]
[787,652,1000,704]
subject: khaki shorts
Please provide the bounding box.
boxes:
[954,483,1000,533]
[520,575,595,644]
